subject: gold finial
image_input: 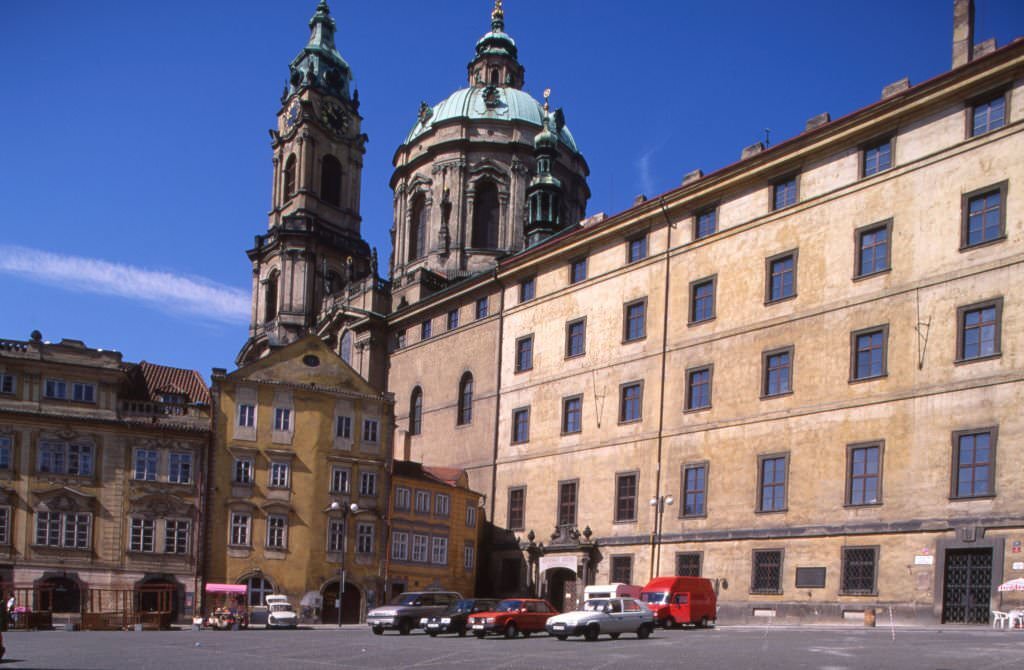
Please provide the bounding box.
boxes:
[492,0,504,22]
[543,88,551,112]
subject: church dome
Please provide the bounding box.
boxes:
[403,86,580,155]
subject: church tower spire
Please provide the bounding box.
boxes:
[238,1,372,366]
[468,0,525,89]
[524,91,566,246]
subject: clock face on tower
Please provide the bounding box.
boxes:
[284,101,301,129]
[320,100,349,136]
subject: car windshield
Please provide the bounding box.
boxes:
[447,600,476,614]
[494,599,523,612]
[641,592,668,604]
[583,599,609,612]
[269,604,293,612]
[391,593,422,606]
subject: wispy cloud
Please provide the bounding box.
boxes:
[0,245,250,324]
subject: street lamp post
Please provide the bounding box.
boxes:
[649,495,674,580]
[328,501,362,628]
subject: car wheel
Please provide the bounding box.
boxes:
[504,622,518,639]
[658,618,672,629]
[556,635,568,641]
[474,631,485,639]
[584,624,600,642]
[372,626,383,635]
[609,632,620,640]
[637,623,653,639]
[428,632,437,637]
[398,619,412,636]
[265,624,271,630]
[458,629,466,637]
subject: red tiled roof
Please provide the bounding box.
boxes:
[128,362,210,405]
[393,460,467,488]
[423,466,464,486]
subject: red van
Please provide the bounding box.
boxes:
[640,577,717,628]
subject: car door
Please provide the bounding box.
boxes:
[620,599,645,632]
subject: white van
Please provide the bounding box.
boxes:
[265,595,298,629]
[583,583,642,602]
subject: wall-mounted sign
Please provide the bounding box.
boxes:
[1011,540,1022,554]
[914,555,934,565]
[1012,562,1024,571]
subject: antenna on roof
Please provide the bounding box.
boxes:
[764,128,772,147]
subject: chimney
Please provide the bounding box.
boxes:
[952,0,974,68]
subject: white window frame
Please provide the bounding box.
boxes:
[238,403,256,428]
[233,458,254,485]
[0,507,10,545]
[229,511,252,546]
[0,436,12,471]
[327,518,345,553]
[72,382,96,403]
[44,379,67,399]
[359,471,377,497]
[394,486,411,510]
[362,419,379,443]
[134,449,159,481]
[466,505,477,528]
[356,522,374,554]
[464,542,475,570]
[336,415,352,439]
[411,533,428,562]
[431,536,448,565]
[35,510,91,549]
[266,514,288,550]
[269,461,290,489]
[164,518,190,554]
[39,440,94,476]
[391,530,409,560]
[330,466,350,493]
[168,452,192,484]
[130,517,156,552]
[273,407,291,432]
[434,493,450,517]
[414,490,430,514]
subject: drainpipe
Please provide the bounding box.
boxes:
[650,201,675,581]
[488,276,506,524]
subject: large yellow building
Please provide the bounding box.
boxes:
[207,336,394,624]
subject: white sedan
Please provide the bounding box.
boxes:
[545,597,655,641]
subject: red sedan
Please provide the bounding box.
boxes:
[467,598,559,638]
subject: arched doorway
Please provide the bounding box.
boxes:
[321,580,361,624]
[240,575,274,608]
[136,576,181,620]
[545,568,577,613]
[39,576,81,614]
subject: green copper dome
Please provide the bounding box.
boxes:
[404,86,580,155]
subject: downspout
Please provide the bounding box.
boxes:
[650,199,675,581]
[199,376,218,619]
[488,274,506,525]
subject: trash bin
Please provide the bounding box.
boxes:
[863,608,876,627]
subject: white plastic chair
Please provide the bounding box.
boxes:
[1010,610,1024,629]
[991,610,1009,628]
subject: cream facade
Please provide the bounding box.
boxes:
[0,332,210,624]
[384,34,1024,622]
[207,336,394,624]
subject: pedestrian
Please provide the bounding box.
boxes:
[0,592,10,660]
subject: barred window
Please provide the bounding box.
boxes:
[841,547,878,595]
[611,555,633,584]
[751,550,783,594]
[675,552,702,577]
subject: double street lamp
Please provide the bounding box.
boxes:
[649,495,674,580]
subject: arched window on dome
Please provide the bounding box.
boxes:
[490,68,499,85]
[409,386,423,436]
[321,154,342,207]
[264,270,280,322]
[283,154,297,200]
[471,180,500,249]
[457,372,473,426]
[408,194,427,261]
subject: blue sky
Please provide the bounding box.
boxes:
[1,1,1021,378]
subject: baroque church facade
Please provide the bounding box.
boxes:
[233,0,1023,624]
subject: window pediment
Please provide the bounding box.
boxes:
[130,492,195,519]
[33,486,96,512]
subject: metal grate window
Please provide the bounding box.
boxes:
[676,552,702,577]
[751,550,783,594]
[841,547,877,595]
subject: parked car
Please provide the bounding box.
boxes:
[640,577,717,628]
[366,591,461,635]
[545,597,655,641]
[468,598,559,638]
[265,595,298,629]
[423,598,500,637]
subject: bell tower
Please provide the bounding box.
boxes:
[239,0,373,365]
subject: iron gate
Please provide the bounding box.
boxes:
[942,548,992,624]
